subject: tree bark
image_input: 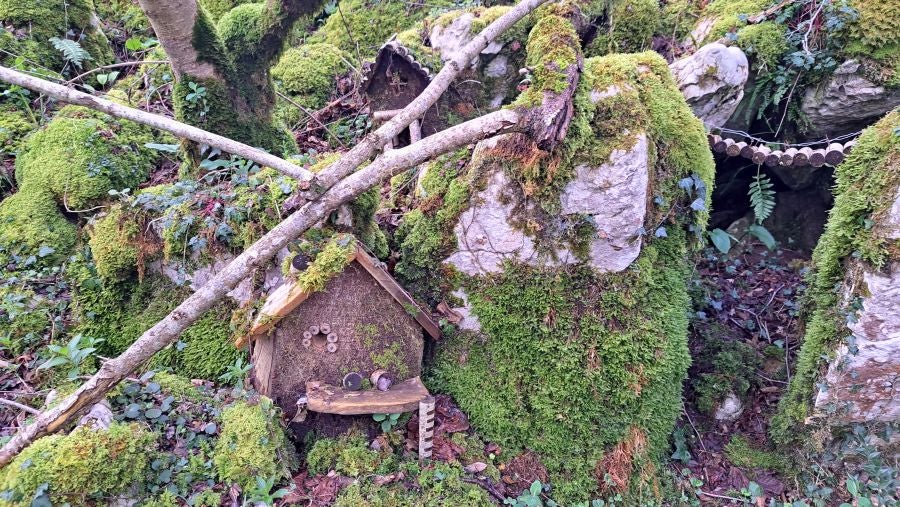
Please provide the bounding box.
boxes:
[0,108,519,467]
[0,66,313,181]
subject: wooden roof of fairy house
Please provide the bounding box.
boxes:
[236,235,440,421]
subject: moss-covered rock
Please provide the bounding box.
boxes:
[272,43,348,111]
[0,423,154,506]
[0,0,113,73]
[88,205,142,281]
[402,52,714,503]
[0,106,34,155]
[200,0,253,22]
[212,398,298,488]
[736,22,788,71]
[772,109,900,443]
[0,105,158,265]
[586,0,660,56]
[845,0,900,86]
[700,0,773,43]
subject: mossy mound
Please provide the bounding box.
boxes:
[0,0,113,73]
[0,285,56,355]
[87,205,142,282]
[95,0,152,34]
[0,105,157,265]
[212,398,298,488]
[0,423,154,506]
[772,109,900,443]
[404,52,714,503]
[334,462,494,506]
[736,22,788,71]
[701,0,774,43]
[586,0,660,56]
[272,43,348,111]
[200,0,253,22]
[0,107,34,155]
[846,0,900,86]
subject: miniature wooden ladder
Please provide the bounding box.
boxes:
[418,395,435,460]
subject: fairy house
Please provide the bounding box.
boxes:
[363,37,448,145]
[237,237,440,428]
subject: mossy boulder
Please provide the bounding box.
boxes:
[585,0,660,56]
[0,107,34,155]
[200,0,253,22]
[0,423,154,506]
[773,109,900,443]
[272,42,349,125]
[398,51,714,502]
[0,0,113,73]
[0,106,158,265]
[212,398,298,488]
[87,205,142,282]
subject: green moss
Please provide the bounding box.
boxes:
[469,6,533,45]
[88,205,142,281]
[845,0,900,86]
[736,22,788,71]
[0,189,76,265]
[272,43,348,110]
[0,286,54,354]
[141,490,179,507]
[306,433,398,477]
[310,0,452,58]
[0,0,114,73]
[213,398,298,488]
[608,0,661,53]
[725,435,789,473]
[0,423,154,506]
[513,15,581,107]
[217,3,266,59]
[370,341,410,378]
[200,0,252,22]
[295,234,355,291]
[153,302,243,380]
[702,0,774,42]
[334,462,493,506]
[772,110,900,443]
[96,0,152,34]
[693,340,761,415]
[153,371,207,402]
[0,107,34,155]
[660,0,703,43]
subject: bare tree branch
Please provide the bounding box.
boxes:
[307,0,550,195]
[0,108,519,466]
[0,65,314,182]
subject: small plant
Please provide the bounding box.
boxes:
[242,476,291,507]
[504,480,557,507]
[372,412,401,432]
[49,37,92,69]
[184,82,209,119]
[746,167,777,249]
[219,357,251,390]
[38,334,103,380]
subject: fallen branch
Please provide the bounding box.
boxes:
[0,397,40,415]
[0,65,313,182]
[65,60,170,85]
[0,108,519,466]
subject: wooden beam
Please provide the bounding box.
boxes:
[305,376,430,415]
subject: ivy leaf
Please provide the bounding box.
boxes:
[125,37,143,51]
[144,408,162,419]
[708,228,733,254]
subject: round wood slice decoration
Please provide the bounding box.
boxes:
[309,325,320,335]
[320,323,331,334]
[343,372,363,391]
[291,254,309,271]
[326,333,338,343]
[301,337,312,348]
[303,331,313,340]
[326,342,338,353]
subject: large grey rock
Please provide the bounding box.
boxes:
[813,191,900,423]
[443,133,650,276]
[670,43,749,127]
[800,60,900,138]
[152,251,286,306]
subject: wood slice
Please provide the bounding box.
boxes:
[765,150,782,167]
[320,323,331,334]
[794,147,812,166]
[326,333,338,343]
[301,337,312,348]
[752,146,771,165]
[343,372,363,391]
[302,331,313,340]
[326,342,338,353]
[781,148,797,166]
[308,325,320,335]
[370,369,395,392]
[843,140,856,154]
[825,143,845,166]
[712,135,729,153]
[740,142,755,159]
[306,377,430,415]
[726,140,744,157]
[809,149,826,167]
[721,138,736,155]
[291,254,309,271]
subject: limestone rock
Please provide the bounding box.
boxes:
[670,43,749,127]
[429,13,478,65]
[800,60,900,138]
[714,392,744,422]
[443,134,650,276]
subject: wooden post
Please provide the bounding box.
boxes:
[721,138,735,155]
[740,142,755,159]
[418,395,435,461]
[781,148,797,166]
[726,140,744,157]
[766,150,782,167]
[809,148,826,167]
[795,147,812,166]
[824,142,845,166]
[752,145,770,165]
[409,119,422,144]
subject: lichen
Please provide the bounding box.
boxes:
[0,423,154,506]
[212,398,298,488]
[772,109,900,443]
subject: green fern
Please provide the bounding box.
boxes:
[49,37,92,69]
[748,168,776,224]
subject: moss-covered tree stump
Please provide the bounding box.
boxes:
[395,52,715,503]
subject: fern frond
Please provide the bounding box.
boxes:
[748,169,776,223]
[49,37,92,69]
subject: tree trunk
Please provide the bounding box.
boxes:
[136,0,322,153]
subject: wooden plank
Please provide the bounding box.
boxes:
[251,334,276,397]
[306,376,430,415]
[354,246,441,339]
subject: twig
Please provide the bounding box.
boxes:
[0,397,40,415]
[66,60,169,85]
[461,477,506,502]
[682,404,708,453]
[755,371,788,384]
[699,490,746,502]
[275,90,346,148]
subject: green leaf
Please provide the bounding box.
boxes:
[144,143,179,153]
[372,413,386,422]
[37,356,69,369]
[125,37,143,51]
[708,228,733,254]
[747,224,776,249]
[144,408,162,419]
[37,246,55,257]
[529,480,542,496]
